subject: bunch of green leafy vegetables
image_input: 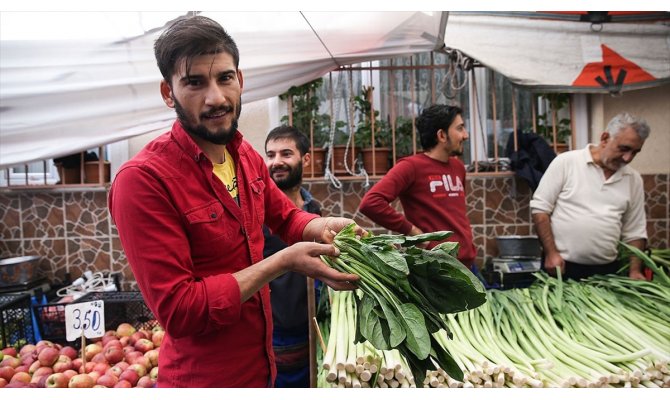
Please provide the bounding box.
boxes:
[321,223,487,384]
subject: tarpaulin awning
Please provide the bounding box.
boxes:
[443,12,670,93]
[0,11,447,168]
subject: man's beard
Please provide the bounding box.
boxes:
[173,96,241,145]
[447,138,464,156]
[271,162,303,190]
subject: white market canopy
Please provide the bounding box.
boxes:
[1,11,669,168]
[0,11,447,168]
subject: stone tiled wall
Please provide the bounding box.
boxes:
[1,173,668,288]
[0,189,134,290]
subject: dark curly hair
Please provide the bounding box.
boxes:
[154,15,239,84]
[416,105,463,150]
[265,125,310,156]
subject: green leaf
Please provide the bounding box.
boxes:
[361,234,406,247]
[431,241,460,257]
[397,303,431,360]
[407,252,486,314]
[375,294,406,347]
[398,342,434,386]
[352,294,364,344]
[403,231,452,246]
[359,242,409,276]
[358,294,390,350]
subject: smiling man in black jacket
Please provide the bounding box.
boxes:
[263,125,321,387]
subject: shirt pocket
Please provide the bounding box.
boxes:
[250,178,266,226]
[184,201,230,244]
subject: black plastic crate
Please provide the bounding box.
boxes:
[33,291,157,346]
[0,293,36,349]
[74,291,158,333]
[32,295,69,346]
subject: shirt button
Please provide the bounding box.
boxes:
[210,213,216,219]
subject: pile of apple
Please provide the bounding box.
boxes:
[0,322,164,388]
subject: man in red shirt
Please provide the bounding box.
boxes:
[358,104,477,269]
[108,16,360,388]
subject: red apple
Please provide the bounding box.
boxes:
[84,343,103,361]
[144,349,159,368]
[119,336,130,346]
[103,338,122,350]
[34,341,55,356]
[92,362,109,375]
[0,355,20,368]
[149,366,158,380]
[107,365,123,377]
[0,366,15,381]
[45,372,69,388]
[1,348,17,357]
[116,323,136,338]
[88,371,101,382]
[33,366,54,378]
[38,346,60,366]
[18,345,36,358]
[14,365,29,373]
[125,351,143,364]
[151,330,165,348]
[36,340,55,348]
[71,357,83,371]
[136,375,154,388]
[134,338,154,353]
[10,371,31,384]
[30,373,50,388]
[28,360,42,374]
[58,346,79,360]
[80,361,97,373]
[118,368,139,386]
[52,355,73,373]
[63,369,77,380]
[128,363,147,377]
[114,379,132,388]
[96,373,118,388]
[114,361,129,371]
[104,345,124,364]
[69,373,95,388]
[91,352,107,364]
[101,335,117,347]
[129,331,147,346]
[0,377,7,388]
[59,346,78,360]
[132,355,151,370]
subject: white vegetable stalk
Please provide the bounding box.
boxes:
[320,275,670,388]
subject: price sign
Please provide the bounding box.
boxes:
[65,300,105,341]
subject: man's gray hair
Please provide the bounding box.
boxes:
[606,112,650,140]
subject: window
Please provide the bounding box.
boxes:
[281,51,580,179]
[0,146,110,187]
[1,161,60,186]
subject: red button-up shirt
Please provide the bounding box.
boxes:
[108,121,317,387]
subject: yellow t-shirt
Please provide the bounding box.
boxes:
[212,148,238,201]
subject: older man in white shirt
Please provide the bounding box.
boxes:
[530,112,650,280]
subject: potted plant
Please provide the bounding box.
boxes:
[354,86,392,175]
[536,93,571,153]
[393,116,418,160]
[279,78,331,177]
